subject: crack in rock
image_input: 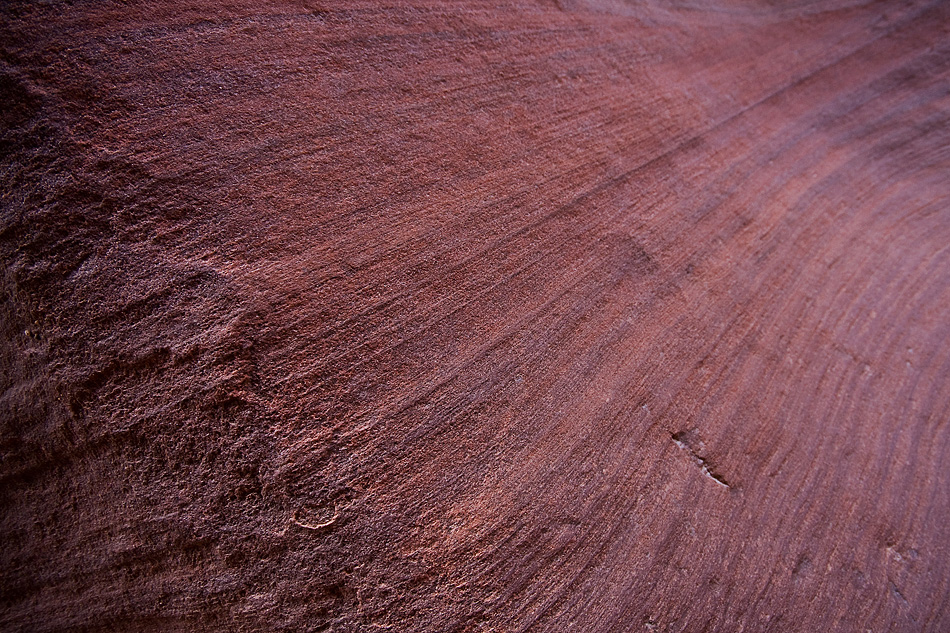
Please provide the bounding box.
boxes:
[671,430,731,490]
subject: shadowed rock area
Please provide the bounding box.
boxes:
[2,1,949,631]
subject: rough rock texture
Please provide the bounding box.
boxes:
[2,1,949,631]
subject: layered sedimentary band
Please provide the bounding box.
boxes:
[2,1,949,631]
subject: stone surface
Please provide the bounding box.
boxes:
[2,1,949,631]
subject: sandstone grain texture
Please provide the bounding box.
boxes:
[2,1,950,631]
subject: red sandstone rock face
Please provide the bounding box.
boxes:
[2,1,949,631]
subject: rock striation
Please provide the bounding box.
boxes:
[2,1,949,631]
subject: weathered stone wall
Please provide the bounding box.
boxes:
[2,1,949,630]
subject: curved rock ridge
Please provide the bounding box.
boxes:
[1,1,949,631]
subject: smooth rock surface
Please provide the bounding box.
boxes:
[2,1,949,631]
